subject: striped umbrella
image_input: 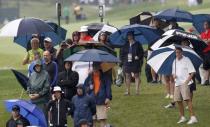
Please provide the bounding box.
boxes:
[0,17,54,37]
[147,44,202,75]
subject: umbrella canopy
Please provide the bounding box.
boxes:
[14,21,67,48]
[147,44,202,75]
[109,24,162,47]
[154,8,193,22]
[0,17,54,37]
[192,14,210,33]
[11,69,29,90]
[81,23,117,38]
[63,41,116,59]
[65,49,120,63]
[129,11,169,29]
[150,29,207,57]
[5,99,47,127]
[45,21,67,40]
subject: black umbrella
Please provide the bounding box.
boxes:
[129,11,169,29]
[151,29,207,58]
[11,69,29,90]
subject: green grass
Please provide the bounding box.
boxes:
[1,70,210,127]
[1,0,210,126]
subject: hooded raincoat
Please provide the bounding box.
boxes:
[71,86,96,127]
[27,60,50,107]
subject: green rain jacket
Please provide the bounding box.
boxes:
[27,60,50,104]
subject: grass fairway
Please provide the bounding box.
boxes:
[1,70,210,127]
[1,0,210,126]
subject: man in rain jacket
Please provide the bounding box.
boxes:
[27,59,50,118]
[84,63,112,127]
[57,61,79,102]
[71,85,96,127]
[47,86,71,127]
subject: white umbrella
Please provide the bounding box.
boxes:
[92,24,117,41]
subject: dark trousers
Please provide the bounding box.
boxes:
[145,64,153,83]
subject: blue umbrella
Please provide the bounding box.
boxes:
[65,49,120,63]
[11,69,29,90]
[5,99,47,127]
[192,14,210,33]
[154,8,193,22]
[147,44,202,75]
[45,21,67,40]
[0,18,54,36]
[109,24,162,47]
[14,21,66,48]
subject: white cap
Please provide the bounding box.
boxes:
[44,37,52,42]
[53,86,62,92]
[79,26,88,32]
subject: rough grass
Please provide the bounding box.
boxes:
[0,69,210,127]
[1,0,210,126]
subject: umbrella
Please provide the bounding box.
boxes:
[65,49,120,63]
[5,99,47,127]
[154,8,193,22]
[63,41,116,59]
[11,69,29,90]
[14,21,67,48]
[192,14,210,33]
[150,29,207,57]
[147,44,202,75]
[109,24,162,47]
[0,17,54,37]
[81,23,117,38]
[129,11,169,29]
[45,21,67,40]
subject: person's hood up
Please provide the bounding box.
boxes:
[76,84,85,97]
[63,61,72,71]
[33,59,43,72]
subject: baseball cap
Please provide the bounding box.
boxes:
[12,105,20,111]
[53,86,62,92]
[44,37,52,43]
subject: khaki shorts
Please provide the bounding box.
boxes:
[93,105,107,120]
[174,84,190,102]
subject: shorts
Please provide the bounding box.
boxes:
[174,84,190,102]
[93,105,107,120]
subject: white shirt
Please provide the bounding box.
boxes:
[72,62,93,85]
[172,56,196,86]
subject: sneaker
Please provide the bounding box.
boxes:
[165,94,170,99]
[204,80,209,86]
[187,116,198,124]
[170,94,174,99]
[185,106,189,109]
[177,116,187,124]
[164,103,175,109]
[158,80,162,84]
[151,80,158,83]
